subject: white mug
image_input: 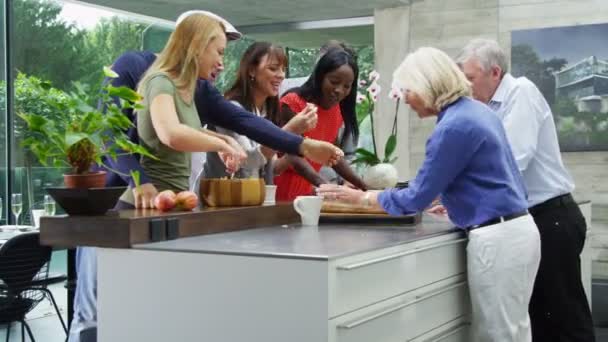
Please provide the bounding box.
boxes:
[264,185,277,205]
[293,196,323,226]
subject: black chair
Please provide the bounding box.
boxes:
[0,232,67,341]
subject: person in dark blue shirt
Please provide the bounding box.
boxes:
[318,47,541,342]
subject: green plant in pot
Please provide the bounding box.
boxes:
[18,67,156,215]
[19,66,154,187]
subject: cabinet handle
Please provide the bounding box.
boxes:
[337,281,467,329]
[337,238,467,270]
[421,322,470,342]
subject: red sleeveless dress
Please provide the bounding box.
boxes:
[275,93,343,201]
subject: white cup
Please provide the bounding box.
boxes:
[32,209,45,228]
[293,196,323,226]
[264,185,277,205]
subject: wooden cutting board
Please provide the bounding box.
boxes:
[321,201,388,214]
[320,201,420,225]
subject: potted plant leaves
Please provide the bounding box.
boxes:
[18,67,156,215]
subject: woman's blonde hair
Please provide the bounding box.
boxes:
[138,13,225,98]
[392,47,471,112]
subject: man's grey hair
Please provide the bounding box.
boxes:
[455,39,508,76]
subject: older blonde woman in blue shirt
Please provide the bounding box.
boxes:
[318,47,541,342]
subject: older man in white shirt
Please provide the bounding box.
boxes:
[456,39,595,342]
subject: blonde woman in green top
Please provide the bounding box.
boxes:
[120,13,246,207]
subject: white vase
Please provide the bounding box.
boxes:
[363,163,399,190]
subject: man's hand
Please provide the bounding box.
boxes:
[133,183,158,209]
[299,138,344,166]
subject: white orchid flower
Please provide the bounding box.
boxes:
[359,79,367,87]
[356,92,366,104]
[388,86,403,100]
[367,82,381,98]
[369,70,380,82]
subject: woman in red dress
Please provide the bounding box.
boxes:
[272,48,367,201]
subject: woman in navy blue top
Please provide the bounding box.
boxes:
[318,47,541,342]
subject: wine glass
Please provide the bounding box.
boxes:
[44,195,56,216]
[11,193,22,228]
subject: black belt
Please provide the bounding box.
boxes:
[467,210,528,232]
[529,193,574,217]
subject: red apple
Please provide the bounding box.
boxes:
[154,190,177,212]
[175,191,198,211]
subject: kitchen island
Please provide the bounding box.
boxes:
[40,201,593,342]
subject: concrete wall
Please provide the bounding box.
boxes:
[374,0,608,275]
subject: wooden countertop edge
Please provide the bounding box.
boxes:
[40,203,299,248]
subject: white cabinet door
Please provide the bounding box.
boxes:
[329,233,467,317]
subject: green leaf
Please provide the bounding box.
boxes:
[131,170,141,189]
[115,139,159,160]
[77,102,95,114]
[357,112,369,127]
[88,133,104,148]
[352,156,380,166]
[355,148,378,159]
[107,85,142,103]
[384,134,397,161]
[354,148,381,165]
[109,149,118,162]
[18,113,48,131]
[103,66,119,79]
[53,159,65,168]
[356,100,371,126]
[65,132,88,148]
[39,81,52,90]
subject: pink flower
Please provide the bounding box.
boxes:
[359,79,367,86]
[369,70,380,82]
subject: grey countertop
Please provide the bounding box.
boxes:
[134,214,460,260]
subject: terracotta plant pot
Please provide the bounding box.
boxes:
[200,178,266,207]
[63,171,107,189]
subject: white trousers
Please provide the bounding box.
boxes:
[467,214,541,342]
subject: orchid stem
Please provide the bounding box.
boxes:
[369,95,378,157]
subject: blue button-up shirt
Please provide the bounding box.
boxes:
[378,97,528,228]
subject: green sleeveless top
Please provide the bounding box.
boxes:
[121,73,202,204]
